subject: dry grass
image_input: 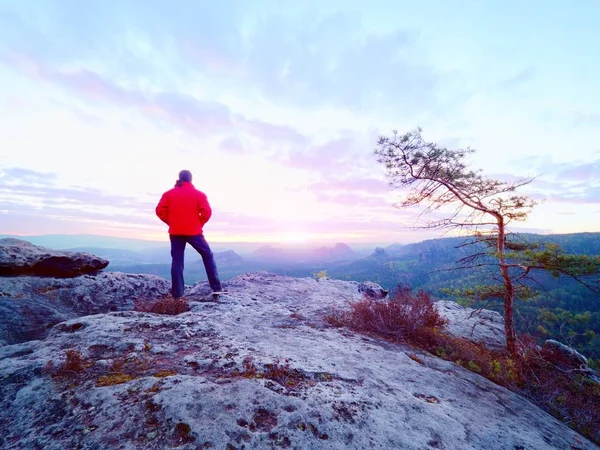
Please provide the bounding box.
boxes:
[330,284,447,342]
[134,296,190,315]
[45,349,87,376]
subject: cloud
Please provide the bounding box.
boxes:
[45,68,141,105]
[504,156,600,205]
[240,12,441,115]
[0,167,156,220]
[497,67,536,90]
[0,1,449,119]
[149,92,233,134]
[572,112,600,127]
[547,187,600,205]
[275,136,377,178]
[219,137,245,154]
[555,160,600,182]
[237,118,307,145]
[3,53,309,145]
[1,167,58,182]
[303,175,391,209]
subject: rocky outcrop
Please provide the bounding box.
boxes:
[0,273,597,449]
[0,238,109,277]
[435,300,507,351]
[0,272,170,346]
[543,339,600,384]
[544,339,588,367]
[357,280,389,299]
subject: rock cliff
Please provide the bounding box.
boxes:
[0,238,109,277]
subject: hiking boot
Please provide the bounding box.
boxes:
[212,289,229,295]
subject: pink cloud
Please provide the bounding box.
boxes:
[3,95,27,109]
[219,137,245,154]
[237,117,307,145]
[277,137,357,171]
[47,68,141,105]
[557,161,600,181]
[4,52,306,143]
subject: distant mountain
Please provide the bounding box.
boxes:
[251,245,284,260]
[314,243,357,261]
[191,250,245,267]
[213,250,245,267]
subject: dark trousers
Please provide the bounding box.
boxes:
[169,234,222,297]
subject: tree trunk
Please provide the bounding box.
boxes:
[497,218,517,356]
[501,266,516,356]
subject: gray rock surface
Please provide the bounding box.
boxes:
[0,272,170,345]
[0,238,109,277]
[0,273,596,450]
[435,300,507,351]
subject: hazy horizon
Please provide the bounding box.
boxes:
[0,231,402,252]
[3,230,600,255]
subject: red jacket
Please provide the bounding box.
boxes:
[155,182,212,235]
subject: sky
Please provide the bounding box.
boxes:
[1,0,599,246]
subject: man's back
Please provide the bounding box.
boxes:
[156,182,212,236]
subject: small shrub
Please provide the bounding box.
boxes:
[174,422,195,444]
[264,359,305,389]
[324,308,346,327]
[467,360,481,373]
[63,349,84,372]
[134,296,190,315]
[45,348,86,376]
[341,284,447,342]
[313,270,328,281]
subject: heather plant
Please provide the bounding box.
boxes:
[342,284,447,342]
[313,270,328,281]
[134,296,190,315]
[45,348,86,376]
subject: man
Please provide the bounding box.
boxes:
[155,169,227,298]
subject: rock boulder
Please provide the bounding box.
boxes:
[435,300,507,351]
[0,238,109,277]
[0,272,171,345]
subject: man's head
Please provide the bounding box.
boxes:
[178,170,192,182]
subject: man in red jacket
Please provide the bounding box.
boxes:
[156,170,227,298]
